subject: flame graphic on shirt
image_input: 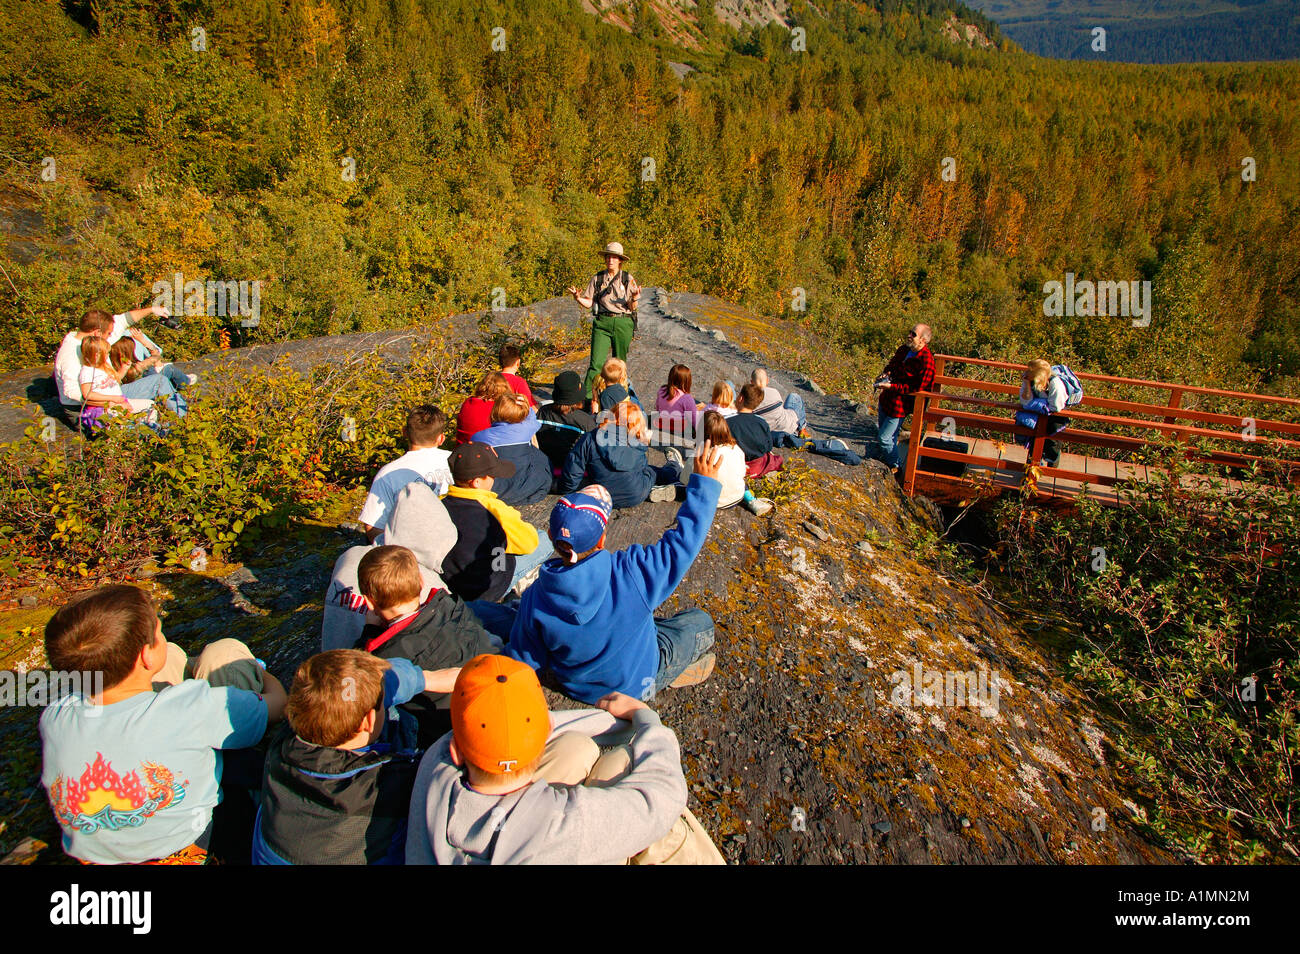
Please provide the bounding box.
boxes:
[50,753,186,834]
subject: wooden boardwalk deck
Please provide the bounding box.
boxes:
[899,434,1248,508]
[898,356,1298,509]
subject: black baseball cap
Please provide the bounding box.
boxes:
[450,442,516,483]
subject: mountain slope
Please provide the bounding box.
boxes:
[970,0,1300,62]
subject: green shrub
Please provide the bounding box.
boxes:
[994,448,1300,862]
[1,332,497,585]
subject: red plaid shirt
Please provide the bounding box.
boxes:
[876,345,935,419]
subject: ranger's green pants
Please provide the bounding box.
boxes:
[583,312,636,397]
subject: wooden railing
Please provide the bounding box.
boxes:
[900,355,1300,502]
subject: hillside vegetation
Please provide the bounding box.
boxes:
[1,0,1298,397]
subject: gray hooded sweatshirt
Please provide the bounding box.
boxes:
[321,482,459,652]
[404,709,687,864]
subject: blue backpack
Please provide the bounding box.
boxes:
[1051,364,1084,406]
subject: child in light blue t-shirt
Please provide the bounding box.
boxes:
[39,585,287,865]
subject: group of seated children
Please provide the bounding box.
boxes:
[36,345,821,865]
[41,439,731,864]
[448,346,788,516]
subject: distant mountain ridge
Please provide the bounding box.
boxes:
[969,0,1300,62]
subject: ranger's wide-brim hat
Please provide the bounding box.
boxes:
[600,241,629,261]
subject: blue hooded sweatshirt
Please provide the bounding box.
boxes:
[506,472,721,703]
[559,426,664,509]
[474,410,540,449]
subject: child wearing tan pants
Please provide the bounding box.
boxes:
[405,655,724,865]
[533,710,724,865]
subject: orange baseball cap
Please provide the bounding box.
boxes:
[451,655,549,774]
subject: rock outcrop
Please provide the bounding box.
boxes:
[942,13,995,49]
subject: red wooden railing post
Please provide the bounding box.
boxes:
[1029,414,1048,467]
[1166,388,1185,443]
[903,393,927,495]
[931,356,945,424]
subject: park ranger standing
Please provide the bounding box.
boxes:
[568,241,641,398]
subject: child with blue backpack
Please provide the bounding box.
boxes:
[1016,359,1082,468]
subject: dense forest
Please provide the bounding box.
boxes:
[2,0,1298,396]
[971,0,1300,64]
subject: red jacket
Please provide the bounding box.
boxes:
[455,397,494,444]
[877,345,935,419]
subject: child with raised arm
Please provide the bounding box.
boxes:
[40,584,286,865]
[108,333,193,392]
[506,440,726,703]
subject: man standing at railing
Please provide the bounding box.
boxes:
[872,324,935,474]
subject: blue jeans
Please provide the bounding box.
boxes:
[653,462,681,485]
[652,609,715,697]
[509,536,554,592]
[625,461,681,507]
[150,363,191,389]
[468,599,519,643]
[121,373,186,417]
[783,392,806,432]
[875,414,903,469]
[802,438,862,466]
